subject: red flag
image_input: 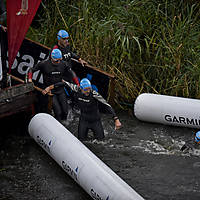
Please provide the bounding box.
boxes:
[6,0,42,73]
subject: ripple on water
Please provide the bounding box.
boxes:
[193,162,200,168]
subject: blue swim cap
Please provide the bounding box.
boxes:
[51,49,62,59]
[195,131,200,143]
[80,78,91,90]
[57,30,69,40]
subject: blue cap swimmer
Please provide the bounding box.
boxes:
[57,30,69,40]
[51,49,62,63]
[80,78,91,96]
[195,131,200,144]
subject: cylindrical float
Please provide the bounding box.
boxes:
[134,93,200,129]
[28,113,144,200]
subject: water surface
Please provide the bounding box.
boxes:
[1,111,200,200]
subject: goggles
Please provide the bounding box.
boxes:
[52,58,62,63]
[62,37,69,41]
[82,87,91,92]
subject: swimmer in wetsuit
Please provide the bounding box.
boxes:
[27,49,79,122]
[43,78,122,141]
[180,131,200,152]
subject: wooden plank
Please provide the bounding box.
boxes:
[108,77,116,106]
[0,92,35,119]
[0,83,34,103]
[9,74,51,95]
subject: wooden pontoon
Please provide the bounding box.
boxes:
[0,80,35,119]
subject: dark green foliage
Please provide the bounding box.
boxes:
[26,0,200,108]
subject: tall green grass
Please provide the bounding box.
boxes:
[27,0,200,108]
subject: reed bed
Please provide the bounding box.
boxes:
[27,0,200,109]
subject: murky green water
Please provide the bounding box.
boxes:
[1,111,200,200]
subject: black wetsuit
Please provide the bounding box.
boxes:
[54,81,117,141]
[52,44,80,82]
[180,138,200,152]
[28,59,74,121]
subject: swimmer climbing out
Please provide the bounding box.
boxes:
[180,131,200,152]
[43,78,122,141]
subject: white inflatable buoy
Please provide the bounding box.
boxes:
[28,113,144,200]
[134,93,200,129]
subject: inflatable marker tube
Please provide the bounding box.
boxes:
[134,93,200,129]
[28,113,144,200]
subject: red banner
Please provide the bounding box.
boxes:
[6,0,42,73]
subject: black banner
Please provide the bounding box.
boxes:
[1,33,111,99]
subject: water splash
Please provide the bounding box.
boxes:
[133,136,200,157]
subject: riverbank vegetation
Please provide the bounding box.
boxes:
[27,0,200,108]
